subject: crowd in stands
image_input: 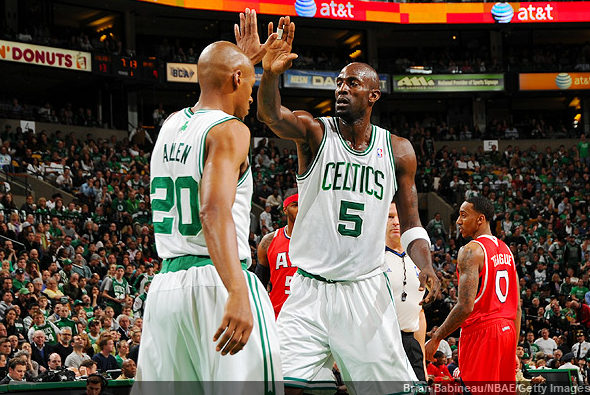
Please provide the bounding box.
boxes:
[0,16,123,56]
[380,113,580,145]
[154,40,590,75]
[0,125,151,383]
[0,99,102,129]
[505,43,590,73]
[152,38,590,75]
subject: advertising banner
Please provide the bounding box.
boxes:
[519,72,590,91]
[166,63,198,83]
[137,1,590,24]
[255,67,263,86]
[392,74,504,92]
[166,65,265,85]
[284,69,389,92]
[0,40,91,72]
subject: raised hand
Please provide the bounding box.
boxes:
[234,8,278,65]
[262,16,298,75]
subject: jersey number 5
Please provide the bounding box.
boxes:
[338,200,365,237]
[152,176,201,236]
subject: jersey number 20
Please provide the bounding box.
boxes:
[152,176,201,236]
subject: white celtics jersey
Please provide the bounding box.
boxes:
[290,117,397,281]
[151,108,253,265]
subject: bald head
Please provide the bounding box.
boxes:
[340,62,380,91]
[198,41,254,91]
[335,62,381,121]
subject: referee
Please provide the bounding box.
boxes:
[385,202,427,381]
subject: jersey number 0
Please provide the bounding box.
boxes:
[495,269,509,303]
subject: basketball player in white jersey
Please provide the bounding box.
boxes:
[132,41,283,395]
[385,202,427,382]
[256,17,440,395]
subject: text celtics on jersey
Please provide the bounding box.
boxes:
[321,161,385,200]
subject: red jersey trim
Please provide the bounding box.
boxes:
[471,240,488,305]
[478,234,499,246]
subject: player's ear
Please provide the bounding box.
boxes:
[232,70,242,90]
[368,89,381,105]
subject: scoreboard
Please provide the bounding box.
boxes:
[93,54,160,81]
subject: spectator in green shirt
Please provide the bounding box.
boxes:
[54,304,77,335]
[570,279,589,301]
[111,191,128,221]
[578,134,589,167]
[48,217,64,240]
[11,269,28,293]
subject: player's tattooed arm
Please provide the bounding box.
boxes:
[433,242,483,341]
[257,231,275,267]
[255,232,275,287]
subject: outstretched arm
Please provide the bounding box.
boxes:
[201,120,252,356]
[425,242,482,360]
[392,135,440,304]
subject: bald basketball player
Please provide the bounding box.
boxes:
[132,41,283,395]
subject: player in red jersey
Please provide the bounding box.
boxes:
[257,194,298,318]
[425,195,521,393]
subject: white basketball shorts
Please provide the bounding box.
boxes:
[277,270,419,395]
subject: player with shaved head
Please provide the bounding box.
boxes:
[133,35,283,393]
[256,16,440,395]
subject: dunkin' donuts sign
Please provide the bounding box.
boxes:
[0,40,91,72]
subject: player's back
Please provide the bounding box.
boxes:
[463,235,518,328]
[267,227,297,318]
[150,108,252,263]
[289,117,396,281]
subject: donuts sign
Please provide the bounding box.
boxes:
[0,40,91,72]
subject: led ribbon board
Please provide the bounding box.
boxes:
[137,1,590,24]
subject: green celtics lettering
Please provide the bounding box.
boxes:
[321,161,385,200]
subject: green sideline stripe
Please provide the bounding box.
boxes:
[247,274,269,394]
[252,274,277,394]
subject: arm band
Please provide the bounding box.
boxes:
[400,227,431,253]
[254,263,271,288]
